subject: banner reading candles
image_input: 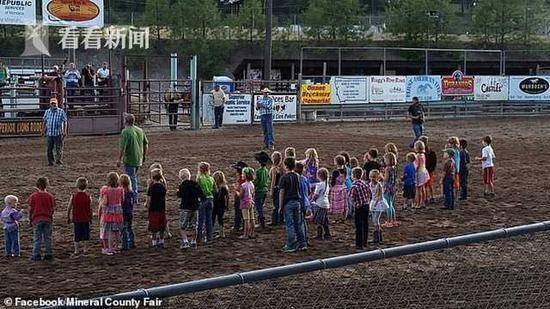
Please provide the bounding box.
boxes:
[300,84,331,104]
[442,71,474,96]
[474,76,509,101]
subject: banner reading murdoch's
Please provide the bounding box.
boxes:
[43,0,104,27]
[0,0,36,25]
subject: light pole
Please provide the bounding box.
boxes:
[264,0,272,81]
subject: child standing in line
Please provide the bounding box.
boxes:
[402,153,417,210]
[419,136,437,205]
[459,139,471,201]
[212,171,229,238]
[28,177,55,261]
[350,157,359,169]
[2,195,22,257]
[304,148,320,192]
[448,137,461,200]
[382,153,400,228]
[349,168,371,251]
[279,158,307,252]
[177,169,205,249]
[295,162,310,245]
[340,151,354,219]
[148,163,172,238]
[120,174,136,250]
[238,167,256,239]
[67,177,92,256]
[362,148,381,181]
[253,151,271,228]
[232,161,247,231]
[330,155,348,219]
[285,147,296,159]
[476,135,496,197]
[197,162,215,243]
[414,141,430,209]
[311,168,331,240]
[269,152,284,226]
[99,172,124,255]
[147,168,167,248]
[369,170,388,244]
[442,149,456,210]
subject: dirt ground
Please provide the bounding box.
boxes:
[1,116,549,300]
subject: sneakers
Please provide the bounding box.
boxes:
[297,245,308,251]
[282,245,296,253]
[180,241,190,249]
[190,240,197,248]
[101,249,114,256]
[382,221,393,228]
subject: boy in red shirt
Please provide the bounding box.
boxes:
[28,177,55,261]
[67,177,92,256]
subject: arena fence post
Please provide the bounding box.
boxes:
[297,73,302,122]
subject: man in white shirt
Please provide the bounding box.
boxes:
[63,63,80,104]
[476,135,496,197]
[97,62,110,87]
[210,84,226,129]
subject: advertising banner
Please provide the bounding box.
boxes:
[253,94,297,122]
[509,76,550,101]
[202,94,252,125]
[0,120,43,136]
[330,76,369,104]
[370,76,406,103]
[442,75,474,96]
[300,84,331,104]
[0,0,36,25]
[405,75,442,102]
[474,76,509,101]
[43,0,104,27]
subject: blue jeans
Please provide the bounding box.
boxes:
[198,198,214,241]
[384,192,395,219]
[411,123,424,148]
[443,175,455,209]
[46,136,64,165]
[283,200,306,249]
[121,217,135,249]
[254,193,266,220]
[4,229,20,256]
[233,195,243,229]
[32,221,52,259]
[214,105,224,128]
[260,113,274,147]
[460,169,468,200]
[124,165,139,196]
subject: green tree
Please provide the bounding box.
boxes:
[186,0,222,38]
[386,0,455,43]
[515,0,547,46]
[143,0,171,42]
[235,0,265,41]
[301,0,365,41]
[471,0,520,48]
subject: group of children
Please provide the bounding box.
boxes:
[1,135,497,258]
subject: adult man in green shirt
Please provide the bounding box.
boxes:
[253,151,272,228]
[117,113,148,196]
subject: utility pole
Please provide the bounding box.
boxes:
[264,0,272,81]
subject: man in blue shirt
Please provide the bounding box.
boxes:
[256,88,275,150]
[42,98,67,166]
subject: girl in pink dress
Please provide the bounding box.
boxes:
[329,155,347,219]
[99,172,124,255]
[414,141,431,209]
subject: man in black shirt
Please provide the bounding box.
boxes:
[279,157,306,253]
[408,97,425,148]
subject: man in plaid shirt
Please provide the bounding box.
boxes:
[349,167,371,250]
[42,97,67,166]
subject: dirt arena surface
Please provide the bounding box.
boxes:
[1,116,549,300]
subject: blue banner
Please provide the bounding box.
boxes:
[405,75,442,102]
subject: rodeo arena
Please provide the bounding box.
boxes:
[3,1,550,309]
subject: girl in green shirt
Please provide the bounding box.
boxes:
[197,162,215,243]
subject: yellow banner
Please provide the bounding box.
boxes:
[301,84,331,104]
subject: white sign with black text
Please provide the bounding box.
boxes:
[253,94,297,122]
[474,76,509,101]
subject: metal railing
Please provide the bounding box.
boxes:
[56,221,550,308]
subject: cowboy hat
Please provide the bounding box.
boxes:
[232,161,248,171]
[261,88,272,93]
[254,151,273,165]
